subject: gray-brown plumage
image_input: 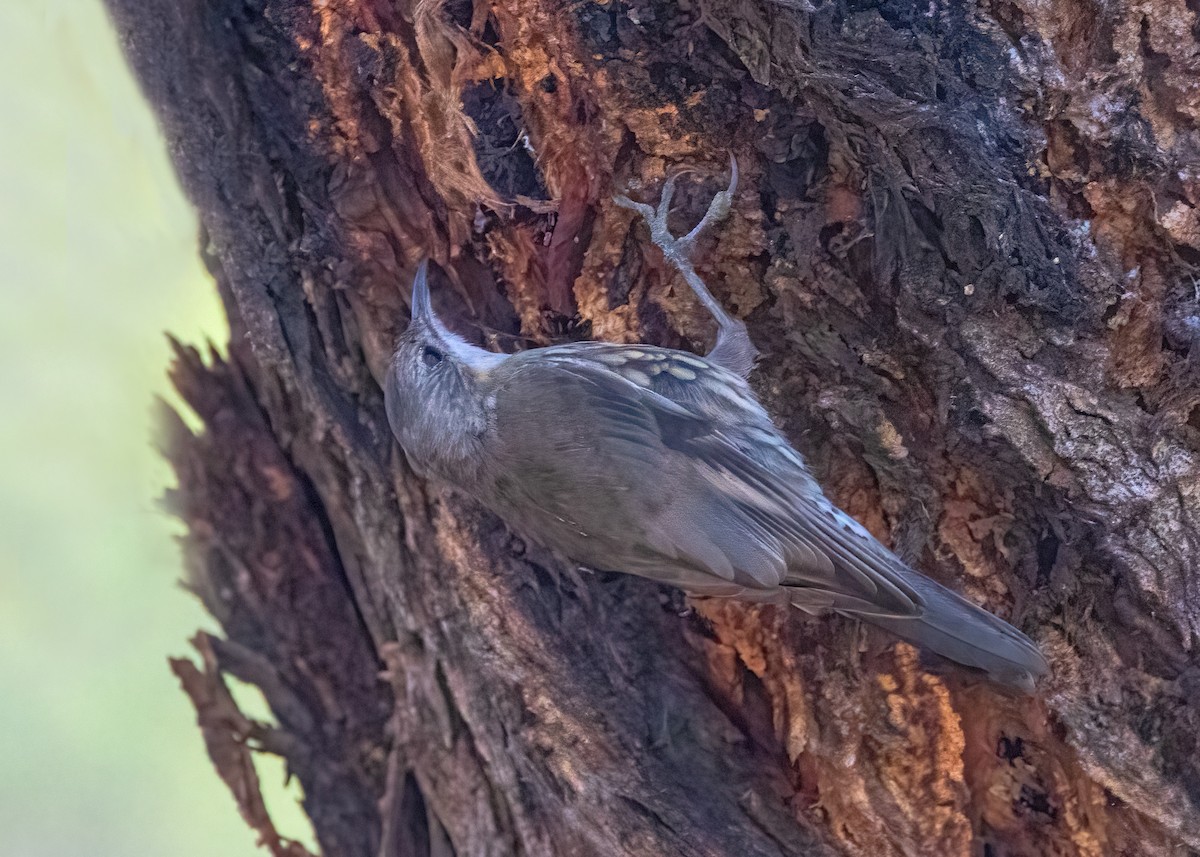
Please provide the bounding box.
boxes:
[384,161,1048,690]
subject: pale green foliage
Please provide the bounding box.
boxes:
[0,3,310,855]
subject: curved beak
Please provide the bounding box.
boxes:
[410,259,432,323]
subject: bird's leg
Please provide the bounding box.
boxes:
[614,155,758,378]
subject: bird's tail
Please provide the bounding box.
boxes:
[845,572,1048,691]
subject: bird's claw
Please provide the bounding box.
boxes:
[613,154,738,263]
[681,154,738,252]
[612,154,756,378]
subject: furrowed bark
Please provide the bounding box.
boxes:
[112,0,1200,854]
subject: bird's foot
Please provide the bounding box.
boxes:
[613,154,739,262]
[614,155,757,378]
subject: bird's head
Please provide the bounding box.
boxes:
[384,261,506,482]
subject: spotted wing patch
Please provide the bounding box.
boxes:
[665,364,697,381]
[543,342,764,429]
[620,366,653,387]
[589,347,712,389]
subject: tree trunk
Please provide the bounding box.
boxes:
[108,0,1200,854]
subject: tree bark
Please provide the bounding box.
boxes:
[109,0,1200,854]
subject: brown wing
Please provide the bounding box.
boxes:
[487,350,923,613]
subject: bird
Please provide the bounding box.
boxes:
[383,158,1049,691]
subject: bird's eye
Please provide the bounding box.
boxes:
[422,346,444,368]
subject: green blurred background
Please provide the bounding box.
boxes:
[0,4,309,855]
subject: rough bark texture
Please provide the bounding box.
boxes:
[109,0,1200,854]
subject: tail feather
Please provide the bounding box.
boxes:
[839,572,1048,691]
